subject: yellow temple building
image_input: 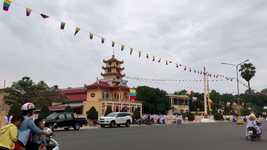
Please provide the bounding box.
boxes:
[82,55,142,117]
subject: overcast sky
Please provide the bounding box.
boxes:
[0,0,266,94]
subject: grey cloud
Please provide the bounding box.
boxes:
[0,0,266,93]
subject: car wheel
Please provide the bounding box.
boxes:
[125,120,131,127]
[64,127,70,131]
[100,125,106,128]
[73,123,81,131]
[110,121,116,128]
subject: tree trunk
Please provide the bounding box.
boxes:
[248,80,251,94]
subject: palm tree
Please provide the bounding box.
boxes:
[239,63,256,94]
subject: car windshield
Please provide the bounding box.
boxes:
[106,112,118,117]
[46,112,59,120]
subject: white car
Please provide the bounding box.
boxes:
[99,112,132,128]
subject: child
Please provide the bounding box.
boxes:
[0,115,24,150]
[29,118,47,150]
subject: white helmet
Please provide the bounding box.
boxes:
[21,102,36,111]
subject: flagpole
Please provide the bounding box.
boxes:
[203,67,208,116]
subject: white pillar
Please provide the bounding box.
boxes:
[203,67,208,115]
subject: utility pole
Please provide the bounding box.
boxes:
[203,67,208,115]
[221,59,249,97]
[3,80,6,88]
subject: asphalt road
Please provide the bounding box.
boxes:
[55,122,267,150]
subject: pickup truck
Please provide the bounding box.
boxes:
[45,112,88,131]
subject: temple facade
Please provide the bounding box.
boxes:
[82,55,142,117]
[49,55,142,117]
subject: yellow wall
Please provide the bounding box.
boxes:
[83,89,102,116]
[83,88,142,118]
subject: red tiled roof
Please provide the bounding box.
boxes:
[87,81,129,91]
[61,87,87,102]
[48,104,66,111]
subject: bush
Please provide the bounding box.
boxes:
[104,106,113,116]
[182,112,195,121]
[213,111,224,121]
[187,113,195,121]
[240,108,250,116]
[86,107,98,120]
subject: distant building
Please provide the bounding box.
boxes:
[167,94,190,113]
[49,55,142,117]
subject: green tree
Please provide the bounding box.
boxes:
[86,107,98,120]
[39,106,50,119]
[5,77,67,115]
[261,88,267,94]
[137,86,170,114]
[65,106,73,113]
[174,90,187,95]
[239,63,256,94]
[104,106,113,116]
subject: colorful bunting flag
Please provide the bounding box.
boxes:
[60,22,66,30]
[130,48,133,55]
[158,58,161,63]
[146,54,149,59]
[121,45,124,51]
[176,64,179,68]
[40,13,49,19]
[74,27,80,35]
[101,37,105,44]
[3,0,12,11]
[26,8,32,16]
[152,56,155,61]
[138,51,141,58]
[165,61,168,65]
[112,41,115,47]
[89,33,93,39]
[184,67,187,71]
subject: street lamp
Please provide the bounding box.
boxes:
[221,59,249,96]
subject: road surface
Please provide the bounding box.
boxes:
[55,122,267,150]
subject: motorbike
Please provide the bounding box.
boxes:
[44,128,60,150]
[246,122,262,141]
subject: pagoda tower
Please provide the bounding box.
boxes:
[101,55,126,86]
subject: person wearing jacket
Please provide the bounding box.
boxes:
[0,115,24,150]
[15,103,49,150]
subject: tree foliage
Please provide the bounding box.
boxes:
[5,77,67,115]
[239,63,256,94]
[136,86,170,114]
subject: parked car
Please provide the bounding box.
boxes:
[45,112,88,131]
[98,112,132,128]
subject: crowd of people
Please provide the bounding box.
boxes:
[0,103,51,150]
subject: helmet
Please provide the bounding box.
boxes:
[21,102,36,111]
[248,113,256,121]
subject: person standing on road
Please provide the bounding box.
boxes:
[0,115,24,150]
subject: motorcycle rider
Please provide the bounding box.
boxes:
[246,112,261,138]
[15,102,49,150]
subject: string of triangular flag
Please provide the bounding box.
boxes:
[125,76,233,83]
[1,1,234,81]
